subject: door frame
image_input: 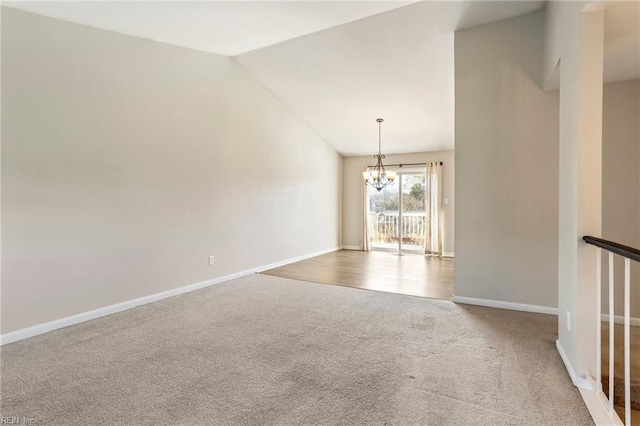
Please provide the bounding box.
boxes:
[368,168,426,254]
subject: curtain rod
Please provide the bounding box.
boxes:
[365,162,443,168]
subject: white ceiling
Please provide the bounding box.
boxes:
[5,1,557,156]
[5,1,416,56]
[237,1,546,155]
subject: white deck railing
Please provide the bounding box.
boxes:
[585,236,640,425]
[368,211,426,247]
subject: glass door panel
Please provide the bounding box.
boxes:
[368,182,399,250]
[400,173,426,251]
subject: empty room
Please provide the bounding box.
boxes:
[1,1,639,425]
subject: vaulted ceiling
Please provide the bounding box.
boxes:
[237,1,545,155]
[5,1,636,156]
[603,0,640,84]
[5,1,417,56]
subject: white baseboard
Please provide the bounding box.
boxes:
[558,339,624,425]
[601,313,640,326]
[0,246,341,346]
[579,387,624,425]
[341,245,362,251]
[451,296,558,316]
[254,246,340,273]
[555,340,592,389]
[443,252,455,258]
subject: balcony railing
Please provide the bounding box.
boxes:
[584,236,640,425]
[368,211,426,248]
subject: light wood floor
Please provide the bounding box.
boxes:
[260,249,454,300]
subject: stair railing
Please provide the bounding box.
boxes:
[584,236,640,425]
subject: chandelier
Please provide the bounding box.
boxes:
[362,118,396,192]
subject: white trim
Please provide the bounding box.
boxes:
[0,246,341,346]
[580,375,624,425]
[341,245,362,251]
[452,296,558,315]
[602,313,640,326]
[553,339,620,425]
[556,340,593,389]
[579,387,624,426]
[254,247,340,273]
[442,252,454,258]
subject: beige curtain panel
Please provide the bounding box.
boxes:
[362,174,371,251]
[425,162,443,256]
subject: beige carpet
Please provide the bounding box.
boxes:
[1,274,592,425]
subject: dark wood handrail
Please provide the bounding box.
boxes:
[583,236,640,263]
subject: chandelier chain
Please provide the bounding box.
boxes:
[378,120,382,155]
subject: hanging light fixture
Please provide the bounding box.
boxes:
[363,118,396,192]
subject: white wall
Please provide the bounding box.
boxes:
[341,151,454,254]
[554,6,605,384]
[602,79,640,317]
[454,11,560,308]
[1,8,342,334]
[543,1,590,91]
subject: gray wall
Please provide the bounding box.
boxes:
[341,151,454,254]
[602,79,640,317]
[454,11,560,308]
[1,8,342,334]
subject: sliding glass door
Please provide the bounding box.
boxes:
[367,171,426,252]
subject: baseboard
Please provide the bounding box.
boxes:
[601,313,640,326]
[341,245,362,251]
[555,340,592,389]
[452,296,558,316]
[443,252,454,258]
[0,246,341,346]
[580,375,625,425]
[254,246,340,273]
[578,387,624,425]
[557,341,624,425]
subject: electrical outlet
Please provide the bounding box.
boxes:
[208,255,214,266]
[566,311,571,331]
